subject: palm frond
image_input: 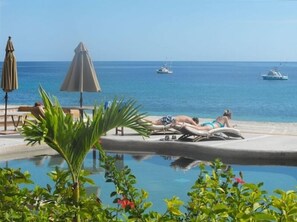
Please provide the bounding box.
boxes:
[96,99,149,136]
[21,87,151,183]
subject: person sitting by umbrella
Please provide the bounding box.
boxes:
[31,101,45,120]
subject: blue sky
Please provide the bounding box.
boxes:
[0,0,297,61]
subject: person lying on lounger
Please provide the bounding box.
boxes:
[185,110,234,131]
[146,115,199,126]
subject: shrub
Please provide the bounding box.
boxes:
[0,159,296,221]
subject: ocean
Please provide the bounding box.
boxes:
[2,61,297,123]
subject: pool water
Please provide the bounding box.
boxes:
[1,150,297,212]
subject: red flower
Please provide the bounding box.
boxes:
[234,177,245,184]
[118,197,135,209]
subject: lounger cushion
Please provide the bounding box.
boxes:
[139,119,180,134]
[147,124,172,130]
[174,123,244,141]
[179,126,209,137]
[209,127,243,137]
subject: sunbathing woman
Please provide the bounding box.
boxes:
[186,110,234,131]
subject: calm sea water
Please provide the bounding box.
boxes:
[2,61,297,122]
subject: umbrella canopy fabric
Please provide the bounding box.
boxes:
[1,36,18,131]
[1,36,18,92]
[60,42,101,107]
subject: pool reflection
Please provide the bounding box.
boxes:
[1,149,296,211]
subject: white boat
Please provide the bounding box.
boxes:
[156,64,173,74]
[262,69,288,80]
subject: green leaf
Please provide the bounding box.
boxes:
[213,204,229,213]
[254,213,276,220]
[110,191,117,197]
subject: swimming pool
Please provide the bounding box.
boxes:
[1,150,297,212]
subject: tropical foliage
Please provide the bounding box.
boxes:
[0,160,296,221]
[0,87,295,221]
[21,87,150,204]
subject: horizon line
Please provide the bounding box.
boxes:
[6,60,297,63]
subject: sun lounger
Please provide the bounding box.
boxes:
[174,124,244,142]
[148,123,180,134]
[19,106,81,122]
[18,105,45,121]
[139,119,180,134]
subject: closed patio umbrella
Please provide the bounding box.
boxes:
[60,42,101,108]
[1,36,18,131]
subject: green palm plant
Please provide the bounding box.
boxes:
[21,87,150,206]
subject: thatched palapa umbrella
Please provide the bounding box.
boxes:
[60,42,101,109]
[1,36,18,131]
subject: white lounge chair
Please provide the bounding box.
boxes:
[174,124,244,142]
[139,119,180,134]
[148,123,180,134]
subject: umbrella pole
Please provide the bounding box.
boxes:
[4,92,8,131]
[80,92,83,107]
[79,92,83,119]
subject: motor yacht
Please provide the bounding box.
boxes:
[262,69,288,80]
[156,65,173,74]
